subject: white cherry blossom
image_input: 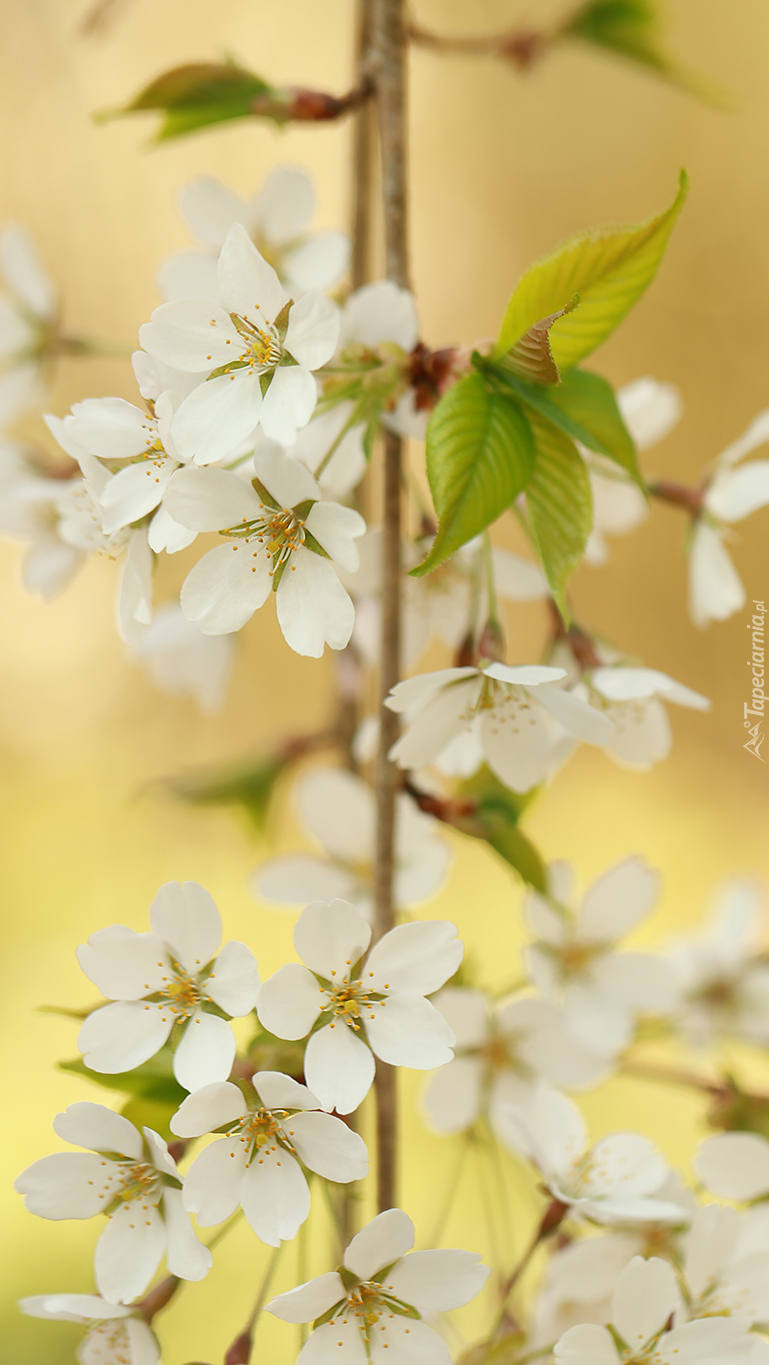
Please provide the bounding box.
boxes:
[163,444,364,655]
[689,408,769,627]
[496,1082,684,1224]
[19,1293,160,1365]
[337,280,425,438]
[76,880,260,1093]
[15,1103,211,1303]
[141,223,340,458]
[423,986,609,1136]
[171,1071,368,1246]
[681,1203,769,1327]
[523,858,676,1055]
[587,666,710,768]
[256,898,462,1114]
[266,1207,489,1364]
[0,440,86,599]
[695,1130,769,1203]
[386,662,613,793]
[666,878,769,1047]
[129,602,236,713]
[585,377,682,565]
[254,766,451,920]
[0,223,57,417]
[554,1254,756,1364]
[158,164,350,302]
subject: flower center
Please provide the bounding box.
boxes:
[327,1282,415,1349]
[227,1107,295,1166]
[116,1161,160,1203]
[221,504,308,579]
[319,975,387,1033]
[159,969,202,1017]
[233,314,283,371]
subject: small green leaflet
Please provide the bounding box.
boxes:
[494,172,688,371]
[525,414,593,617]
[412,372,535,577]
[97,62,274,141]
[504,294,580,386]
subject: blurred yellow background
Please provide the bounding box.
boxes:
[2,0,769,1360]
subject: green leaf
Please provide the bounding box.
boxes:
[504,294,580,385]
[121,1096,179,1142]
[494,172,688,370]
[488,363,642,483]
[412,372,535,577]
[486,825,547,893]
[561,0,729,106]
[97,62,274,141]
[525,416,593,615]
[58,1048,187,1107]
[457,767,546,891]
[160,754,286,830]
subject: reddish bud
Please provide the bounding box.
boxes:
[224,1330,252,1365]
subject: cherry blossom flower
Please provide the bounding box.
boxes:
[423,987,609,1135]
[689,409,769,627]
[171,1071,368,1246]
[585,378,682,565]
[680,1203,769,1327]
[523,858,676,1055]
[76,880,260,1093]
[0,439,86,599]
[0,223,57,418]
[158,164,350,303]
[141,223,340,458]
[256,899,462,1114]
[254,766,451,920]
[695,1130,769,1203]
[554,1254,757,1364]
[15,1103,211,1303]
[336,280,424,438]
[19,1293,160,1365]
[586,666,710,768]
[129,602,236,713]
[496,1082,684,1224]
[386,663,613,793]
[266,1207,489,1364]
[666,878,769,1046]
[163,444,364,655]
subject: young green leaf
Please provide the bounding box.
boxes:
[504,294,580,385]
[486,824,547,893]
[97,62,274,141]
[457,766,546,891]
[412,372,535,577]
[525,416,593,615]
[494,172,688,371]
[58,1049,187,1107]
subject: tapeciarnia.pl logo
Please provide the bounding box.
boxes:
[744,599,766,762]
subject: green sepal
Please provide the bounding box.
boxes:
[525,416,593,618]
[494,172,688,371]
[313,1301,347,1330]
[273,300,293,342]
[302,529,332,560]
[252,478,281,511]
[412,371,536,577]
[96,61,276,141]
[381,1298,422,1320]
[58,1047,187,1108]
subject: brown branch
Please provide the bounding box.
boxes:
[408,20,546,70]
[648,479,704,514]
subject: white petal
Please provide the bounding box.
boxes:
[492,549,549,600]
[125,1319,162,1365]
[616,378,682,450]
[140,299,243,372]
[254,165,315,244]
[288,1110,369,1181]
[715,408,769,472]
[147,504,197,554]
[254,441,320,506]
[341,282,418,352]
[365,920,462,996]
[162,1186,212,1279]
[19,1294,131,1324]
[117,528,154,641]
[285,291,340,370]
[170,1081,246,1138]
[688,522,745,627]
[100,459,176,534]
[304,1022,376,1114]
[266,1271,346,1324]
[15,1153,121,1219]
[423,1056,483,1133]
[253,1071,321,1110]
[294,898,372,979]
[260,366,318,445]
[257,963,325,1039]
[66,397,157,461]
[554,1324,619,1364]
[365,994,455,1069]
[285,231,351,292]
[389,681,478,770]
[180,540,271,635]
[171,370,264,465]
[484,663,567,686]
[217,222,288,323]
[603,697,672,769]
[163,465,262,532]
[76,927,169,999]
[707,460,769,521]
[305,501,366,570]
[385,667,479,714]
[480,702,553,792]
[683,1204,738,1299]
[0,223,56,316]
[584,1134,669,1199]
[344,1208,415,1279]
[181,1136,246,1225]
[385,1249,489,1311]
[205,939,260,1016]
[241,1148,310,1245]
[150,880,221,971]
[173,1011,235,1092]
[298,767,374,862]
[78,1001,173,1075]
[276,549,355,656]
[695,1132,769,1200]
[94,1201,165,1304]
[296,1320,367,1365]
[255,855,356,906]
[53,1103,142,1159]
[178,176,250,249]
[534,685,614,745]
[611,1256,678,1351]
[429,987,489,1048]
[580,857,660,940]
[144,1127,182,1180]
